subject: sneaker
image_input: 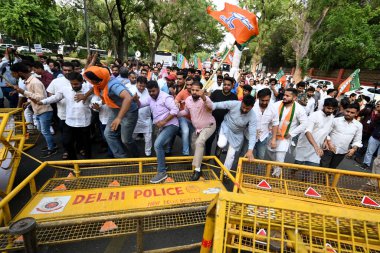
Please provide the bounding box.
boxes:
[41,149,58,158]
[150,172,168,184]
[190,171,202,181]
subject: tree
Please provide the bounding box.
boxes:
[0,0,61,50]
[241,0,292,72]
[289,0,332,82]
[310,2,380,70]
[87,0,145,60]
[166,0,223,58]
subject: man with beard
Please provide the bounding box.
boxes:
[253,88,279,159]
[296,81,308,107]
[267,88,307,177]
[83,66,139,158]
[111,65,120,78]
[212,95,257,170]
[38,72,93,159]
[150,67,159,81]
[295,98,338,166]
[321,103,363,168]
[9,62,56,158]
[178,81,216,181]
[209,75,223,93]
[318,88,337,111]
[305,87,316,115]
[137,81,179,183]
[175,76,194,155]
[205,77,238,155]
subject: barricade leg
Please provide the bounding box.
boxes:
[200,215,215,253]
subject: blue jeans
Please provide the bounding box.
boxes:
[254,137,269,160]
[104,109,138,158]
[179,117,194,155]
[154,125,179,172]
[35,111,55,150]
[363,136,380,166]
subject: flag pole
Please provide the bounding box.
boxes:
[203,43,234,91]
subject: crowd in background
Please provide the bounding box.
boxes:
[0,48,379,184]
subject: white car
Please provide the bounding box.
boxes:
[308,79,334,89]
[0,44,14,49]
[42,48,52,54]
[344,86,380,101]
[16,46,31,53]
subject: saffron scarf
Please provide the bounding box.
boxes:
[277,102,295,140]
[83,66,119,109]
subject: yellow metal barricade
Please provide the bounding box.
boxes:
[201,191,380,253]
[0,156,241,252]
[0,108,36,195]
[234,158,380,211]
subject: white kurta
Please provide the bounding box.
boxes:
[295,110,334,164]
[130,87,152,134]
[268,101,307,152]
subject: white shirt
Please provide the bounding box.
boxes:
[129,86,152,133]
[46,77,71,120]
[318,95,332,111]
[253,102,279,142]
[269,101,308,152]
[328,117,363,154]
[43,64,52,74]
[295,110,334,163]
[209,82,223,93]
[305,96,315,115]
[42,83,92,127]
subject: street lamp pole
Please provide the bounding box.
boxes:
[84,0,90,55]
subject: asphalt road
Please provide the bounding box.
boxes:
[10,128,368,253]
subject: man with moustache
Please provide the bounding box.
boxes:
[267,88,308,177]
[305,86,316,115]
[321,103,363,168]
[295,98,338,166]
[205,76,238,155]
[38,72,92,159]
[253,88,279,159]
[212,95,257,170]
[178,81,216,181]
[137,81,179,183]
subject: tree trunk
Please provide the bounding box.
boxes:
[291,7,329,83]
[116,37,125,60]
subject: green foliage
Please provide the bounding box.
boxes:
[310,2,380,69]
[0,0,61,44]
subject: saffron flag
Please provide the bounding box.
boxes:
[194,55,203,70]
[207,3,259,45]
[337,69,361,96]
[177,54,189,69]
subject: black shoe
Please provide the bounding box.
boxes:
[361,164,370,171]
[190,171,202,181]
[41,149,58,158]
[41,145,57,152]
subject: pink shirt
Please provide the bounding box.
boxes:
[179,96,215,133]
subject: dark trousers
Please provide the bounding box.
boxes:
[62,123,91,160]
[1,87,19,108]
[320,150,346,168]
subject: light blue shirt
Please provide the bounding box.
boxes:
[213,100,257,150]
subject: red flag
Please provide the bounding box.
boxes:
[207,4,259,45]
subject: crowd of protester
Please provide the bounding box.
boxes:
[0,48,379,184]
